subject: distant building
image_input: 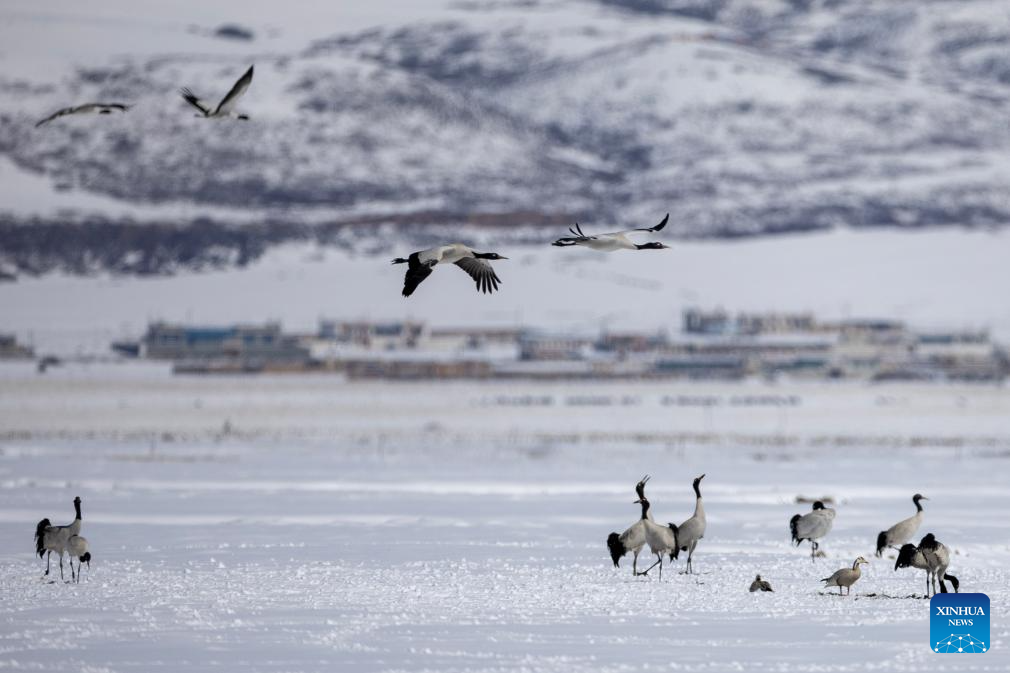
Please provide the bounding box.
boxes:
[911,330,1006,381]
[664,333,836,379]
[318,320,424,350]
[121,312,1006,382]
[653,355,746,379]
[736,311,816,335]
[597,331,668,354]
[143,322,310,364]
[519,331,593,361]
[683,308,818,336]
[343,359,492,380]
[683,308,732,335]
[429,327,523,351]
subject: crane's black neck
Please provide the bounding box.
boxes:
[74,499,82,521]
[693,481,702,500]
[913,496,923,513]
[639,498,650,520]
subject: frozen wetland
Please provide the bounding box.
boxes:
[1,364,1008,671]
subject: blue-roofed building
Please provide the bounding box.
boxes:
[143,322,310,365]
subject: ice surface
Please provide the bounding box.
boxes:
[1,367,1008,671]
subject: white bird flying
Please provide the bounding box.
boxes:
[551,213,670,251]
[392,244,507,297]
[180,65,254,120]
[35,103,130,128]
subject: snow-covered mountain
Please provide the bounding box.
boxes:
[2,0,1010,276]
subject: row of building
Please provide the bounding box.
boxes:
[118,308,1009,382]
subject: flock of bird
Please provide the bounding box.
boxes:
[30,65,962,599]
[32,65,674,298]
[391,212,671,296]
[607,478,960,598]
[35,65,255,128]
[32,485,960,597]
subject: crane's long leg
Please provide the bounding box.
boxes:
[59,553,64,581]
[44,551,51,577]
[632,550,638,576]
[638,558,661,576]
[657,554,663,581]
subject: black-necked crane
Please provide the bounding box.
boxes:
[749,574,773,592]
[552,214,670,251]
[35,103,131,128]
[180,65,254,120]
[637,495,679,580]
[875,494,927,557]
[675,474,706,574]
[790,500,835,561]
[392,244,507,297]
[895,533,959,597]
[67,535,91,584]
[606,476,652,576]
[34,496,82,580]
[821,556,869,596]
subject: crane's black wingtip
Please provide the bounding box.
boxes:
[655,213,670,230]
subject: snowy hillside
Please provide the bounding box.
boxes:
[3,0,1010,276]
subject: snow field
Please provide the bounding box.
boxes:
[1,372,1008,671]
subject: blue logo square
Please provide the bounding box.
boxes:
[930,593,990,653]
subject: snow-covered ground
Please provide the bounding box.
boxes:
[1,365,1008,671]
